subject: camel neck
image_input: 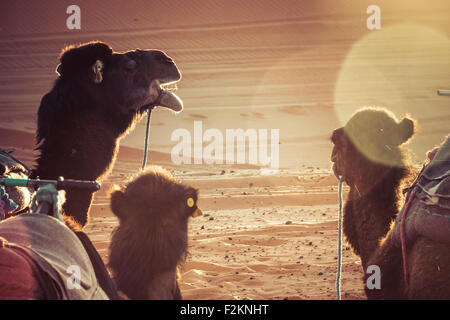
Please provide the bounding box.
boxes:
[345,166,406,269]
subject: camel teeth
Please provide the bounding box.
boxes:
[161,83,178,92]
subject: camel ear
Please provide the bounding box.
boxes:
[396,117,416,145]
[110,189,128,219]
[90,60,104,84]
[58,42,112,80]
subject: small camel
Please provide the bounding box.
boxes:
[108,166,202,299]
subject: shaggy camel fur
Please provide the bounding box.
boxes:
[108,166,201,299]
[32,41,182,227]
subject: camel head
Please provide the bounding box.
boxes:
[0,149,33,220]
[108,166,201,299]
[331,107,416,191]
[55,41,182,115]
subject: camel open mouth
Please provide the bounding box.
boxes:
[160,81,178,93]
[143,79,183,113]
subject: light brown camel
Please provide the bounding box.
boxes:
[331,107,450,299]
[108,166,202,299]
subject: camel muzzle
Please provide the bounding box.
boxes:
[146,79,183,113]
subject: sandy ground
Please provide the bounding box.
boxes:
[1,0,449,300]
[88,149,366,300]
[0,129,364,299]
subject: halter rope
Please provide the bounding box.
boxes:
[142,107,154,169]
[332,163,344,300]
[0,184,19,217]
[336,176,343,300]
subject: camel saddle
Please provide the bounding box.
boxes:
[391,135,450,244]
[0,147,119,299]
[0,214,111,299]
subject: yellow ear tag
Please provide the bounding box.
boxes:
[187,197,202,218]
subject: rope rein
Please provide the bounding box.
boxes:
[142,107,154,170]
[336,176,343,300]
[0,184,19,213]
[333,170,416,298]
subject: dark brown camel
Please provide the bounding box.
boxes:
[108,166,202,299]
[32,41,183,227]
[331,107,450,299]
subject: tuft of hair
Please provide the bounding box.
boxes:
[62,214,83,232]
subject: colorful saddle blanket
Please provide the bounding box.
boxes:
[391,135,450,244]
[0,213,109,299]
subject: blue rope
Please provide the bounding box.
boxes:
[336,177,343,300]
[142,109,152,170]
[0,184,19,213]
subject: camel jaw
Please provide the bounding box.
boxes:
[142,79,183,113]
[332,163,341,180]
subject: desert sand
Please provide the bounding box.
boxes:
[0,0,449,300]
[0,128,364,299]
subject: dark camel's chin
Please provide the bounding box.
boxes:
[331,146,343,179]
